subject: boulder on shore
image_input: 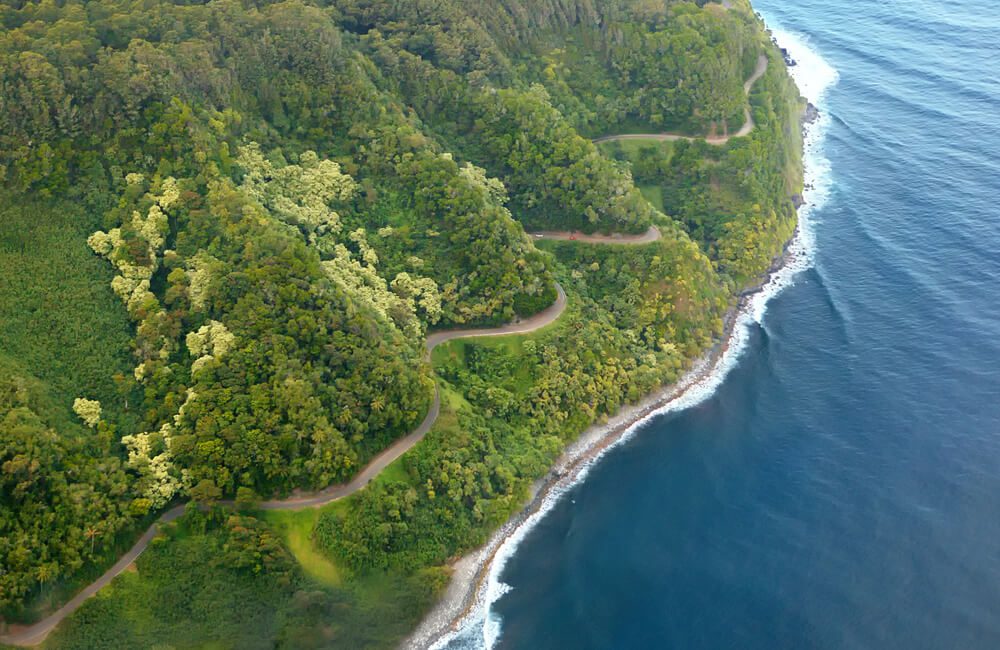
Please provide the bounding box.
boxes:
[803,102,821,125]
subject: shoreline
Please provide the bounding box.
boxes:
[406,230,803,650]
[408,21,835,645]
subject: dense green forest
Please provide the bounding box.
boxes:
[0,0,803,646]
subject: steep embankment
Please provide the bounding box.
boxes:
[0,0,802,646]
[0,282,569,648]
[592,55,768,145]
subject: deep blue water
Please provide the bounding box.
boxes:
[485,1,1000,648]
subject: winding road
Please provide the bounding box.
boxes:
[0,49,700,639]
[592,54,769,146]
[2,282,575,647]
[1,79,690,644]
[2,22,769,646]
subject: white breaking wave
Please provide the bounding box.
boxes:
[432,24,838,650]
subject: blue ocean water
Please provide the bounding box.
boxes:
[448,0,1000,648]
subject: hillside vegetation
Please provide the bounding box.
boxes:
[0,0,802,645]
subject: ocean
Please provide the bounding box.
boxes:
[437,0,1000,648]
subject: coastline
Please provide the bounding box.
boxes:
[408,23,834,648]
[405,230,801,650]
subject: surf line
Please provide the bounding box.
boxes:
[419,25,838,650]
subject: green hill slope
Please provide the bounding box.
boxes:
[0,0,803,645]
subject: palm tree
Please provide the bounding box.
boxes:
[84,526,100,554]
[36,563,55,589]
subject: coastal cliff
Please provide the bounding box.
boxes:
[0,0,803,646]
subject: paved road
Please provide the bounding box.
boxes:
[2,59,741,635]
[592,54,769,146]
[0,505,187,647]
[9,47,750,635]
[0,283,567,647]
[530,226,661,245]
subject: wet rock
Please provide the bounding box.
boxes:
[803,102,820,125]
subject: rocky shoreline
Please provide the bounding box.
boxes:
[405,227,804,649]
[407,39,822,650]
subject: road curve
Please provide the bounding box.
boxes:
[0,283,567,647]
[592,54,768,146]
[4,34,772,650]
[530,226,661,245]
[0,56,765,645]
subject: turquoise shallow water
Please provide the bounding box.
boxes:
[444,0,1000,648]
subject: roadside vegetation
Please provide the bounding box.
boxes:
[0,0,803,646]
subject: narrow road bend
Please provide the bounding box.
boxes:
[0,284,568,647]
[592,54,769,146]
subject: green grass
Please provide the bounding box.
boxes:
[431,334,524,366]
[44,514,447,650]
[638,184,665,213]
[0,198,139,433]
[595,139,672,213]
[371,457,409,486]
[261,509,344,588]
[431,327,562,396]
[422,384,470,442]
[430,298,567,368]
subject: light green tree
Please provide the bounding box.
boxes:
[236,143,357,238]
[72,397,102,427]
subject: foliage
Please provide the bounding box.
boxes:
[43,513,446,649]
[532,2,761,135]
[0,0,803,645]
[470,85,659,233]
[0,377,133,615]
[0,201,138,434]
[655,52,803,283]
[317,231,732,572]
[71,398,102,428]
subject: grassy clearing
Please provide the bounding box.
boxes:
[426,384,470,442]
[639,184,666,212]
[431,333,526,366]
[261,509,344,588]
[431,325,564,396]
[430,296,567,368]
[371,456,410,487]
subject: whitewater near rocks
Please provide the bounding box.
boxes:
[412,22,839,650]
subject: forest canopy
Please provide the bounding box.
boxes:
[0,0,802,643]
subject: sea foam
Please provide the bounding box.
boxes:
[430,23,838,650]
